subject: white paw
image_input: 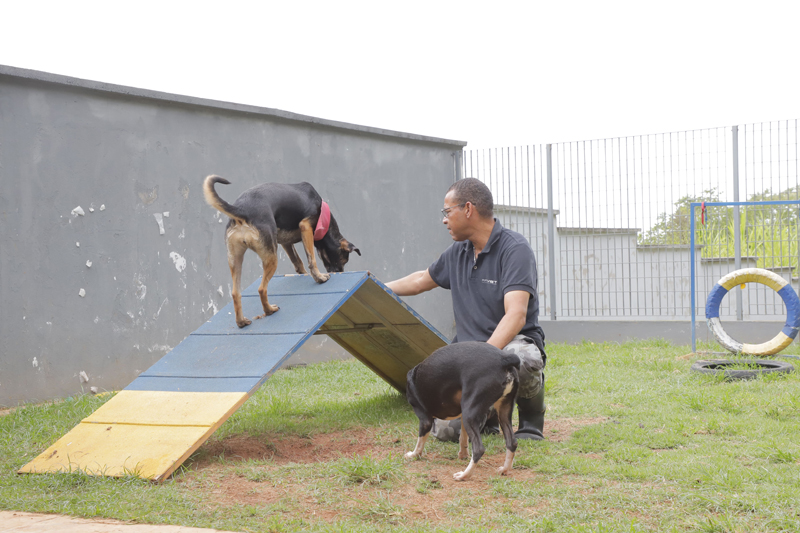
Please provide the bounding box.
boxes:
[404,451,418,460]
[453,471,470,481]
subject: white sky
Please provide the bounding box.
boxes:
[2,0,799,149]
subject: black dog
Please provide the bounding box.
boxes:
[204,175,360,328]
[404,342,520,481]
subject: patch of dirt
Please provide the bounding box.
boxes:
[0,408,12,417]
[545,416,608,442]
[181,417,606,527]
[193,429,391,469]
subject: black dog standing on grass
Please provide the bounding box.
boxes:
[204,175,360,328]
[404,342,520,481]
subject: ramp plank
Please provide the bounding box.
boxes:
[195,293,354,336]
[138,334,306,378]
[124,376,262,393]
[84,391,248,426]
[18,423,217,481]
[245,271,370,296]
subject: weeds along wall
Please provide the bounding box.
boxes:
[0,65,465,406]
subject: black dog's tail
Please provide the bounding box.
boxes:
[203,175,246,222]
[500,352,522,371]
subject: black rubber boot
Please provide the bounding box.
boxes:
[515,387,545,441]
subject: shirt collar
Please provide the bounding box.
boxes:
[464,218,503,256]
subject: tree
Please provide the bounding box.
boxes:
[638,187,800,273]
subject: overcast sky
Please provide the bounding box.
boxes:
[2,0,799,149]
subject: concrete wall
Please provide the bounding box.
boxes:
[543,319,789,347]
[0,65,465,407]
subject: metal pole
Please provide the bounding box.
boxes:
[546,144,557,320]
[732,125,743,320]
[453,150,463,182]
[691,203,697,352]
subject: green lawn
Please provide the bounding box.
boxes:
[2,340,799,532]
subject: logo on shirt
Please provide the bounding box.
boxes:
[482,279,498,285]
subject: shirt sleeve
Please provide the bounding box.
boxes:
[428,244,456,290]
[500,243,536,296]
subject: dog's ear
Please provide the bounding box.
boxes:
[341,240,361,256]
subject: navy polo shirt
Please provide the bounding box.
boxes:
[428,219,545,355]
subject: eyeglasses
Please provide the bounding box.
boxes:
[441,203,466,218]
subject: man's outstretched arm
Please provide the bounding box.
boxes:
[385,269,439,296]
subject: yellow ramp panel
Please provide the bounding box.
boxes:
[18,423,214,480]
[20,391,248,481]
[84,391,248,426]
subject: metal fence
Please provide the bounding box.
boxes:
[461,120,800,321]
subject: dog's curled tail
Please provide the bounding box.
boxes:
[203,175,244,221]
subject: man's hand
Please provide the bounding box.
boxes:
[385,269,439,296]
[487,290,530,349]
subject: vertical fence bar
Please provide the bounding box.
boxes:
[547,144,557,320]
[732,125,743,320]
[691,202,697,352]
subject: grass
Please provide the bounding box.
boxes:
[1,339,800,532]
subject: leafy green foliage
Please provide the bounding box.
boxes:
[638,186,800,273]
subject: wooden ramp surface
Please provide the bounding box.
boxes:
[19,271,447,481]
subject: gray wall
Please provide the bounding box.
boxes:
[543,319,788,347]
[0,65,464,407]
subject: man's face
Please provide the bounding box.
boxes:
[442,191,467,241]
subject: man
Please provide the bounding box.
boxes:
[386,178,546,441]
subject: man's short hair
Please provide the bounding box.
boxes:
[447,178,494,218]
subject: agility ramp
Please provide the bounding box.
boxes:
[19,271,447,481]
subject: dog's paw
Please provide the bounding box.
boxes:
[313,272,331,283]
[254,307,279,321]
[404,451,419,460]
[453,471,471,482]
[497,466,511,476]
[458,450,469,461]
[236,318,252,328]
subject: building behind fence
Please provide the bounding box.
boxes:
[463,121,800,329]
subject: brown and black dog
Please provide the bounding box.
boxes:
[204,175,360,328]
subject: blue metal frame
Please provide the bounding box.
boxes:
[690,200,800,352]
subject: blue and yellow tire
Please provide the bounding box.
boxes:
[706,268,800,356]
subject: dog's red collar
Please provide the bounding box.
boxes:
[314,201,331,241]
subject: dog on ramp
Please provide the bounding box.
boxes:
[404,341,520,481]
[204,175,360,328]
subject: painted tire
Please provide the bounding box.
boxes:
[706,268,800,356]
[691,359,794,380]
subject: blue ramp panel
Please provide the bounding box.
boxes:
[20,271,448,481]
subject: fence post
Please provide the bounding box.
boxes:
[732,126,743,320]
[546,144,557,320]
[453,150,463,182]
[691,203,697,352]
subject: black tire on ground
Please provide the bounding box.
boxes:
[690,359,795,380]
